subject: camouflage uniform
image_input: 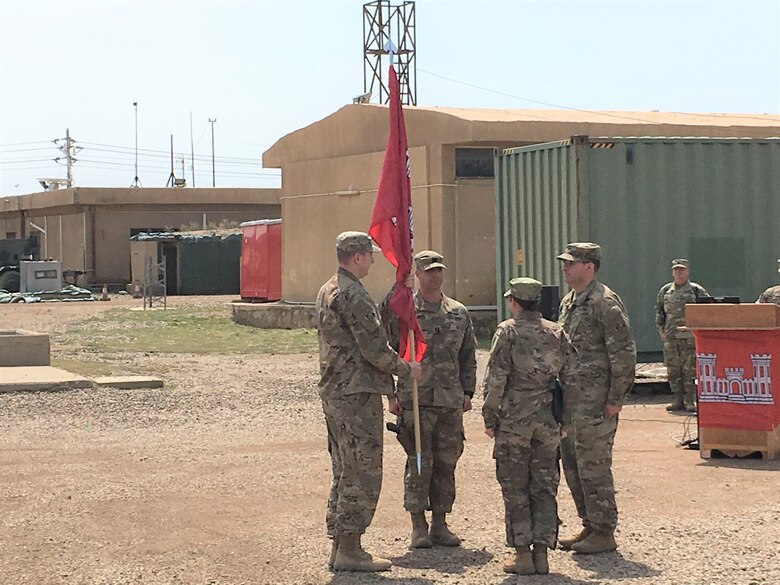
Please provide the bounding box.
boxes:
[317,234,411,539]
[483,278,576,549]
[757,285,780,305]
[379,259,476,516]
[557,244,636,536]
[655,259,708,409]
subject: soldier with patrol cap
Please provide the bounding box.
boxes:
[655,258,708,412]
[317,231,422,572]
[379,249,477,550]
[556,243,636,554]
[483,277,576,575]
[756,259,780,305]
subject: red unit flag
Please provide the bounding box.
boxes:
[694,329,780,431]
[369,64,426,362]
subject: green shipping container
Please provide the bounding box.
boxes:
[495,136,780,359]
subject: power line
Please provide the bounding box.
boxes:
[78,140,262,162]
[0,146,59,154]
[81,146,263,167]
[0,140,52,147]
[76,157,279,178]
[0,157,57,164]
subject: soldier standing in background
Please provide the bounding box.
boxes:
[756,259,780,305]
[380,250,477,549]
[483,277,576,575]
[655,258,708,412]
[556,243,636,554]
[317,231,422,572]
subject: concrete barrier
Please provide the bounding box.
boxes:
[232,302,317,330]
[0,329,50,367]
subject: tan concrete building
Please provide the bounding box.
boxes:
[264,105,780,306]
[0,187,280,285]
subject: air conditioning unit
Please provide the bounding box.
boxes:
[20,260,63,293]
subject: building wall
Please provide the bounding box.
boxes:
[281,147,431,302]
[266,106,780,306]
[1,188,281,285]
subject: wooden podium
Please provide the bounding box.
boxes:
[686,303,780,459]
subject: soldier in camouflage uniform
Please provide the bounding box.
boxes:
[655,259,708,412]
[317,231,422,572]
[483,277,576,575]
[756,259,780,305]
[556,243,636,554]
[379,250,477,549]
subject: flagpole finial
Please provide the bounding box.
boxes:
[384,39,397,66]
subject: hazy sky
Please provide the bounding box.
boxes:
[1,0,778,195]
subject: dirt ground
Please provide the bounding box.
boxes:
[1,297,779,585]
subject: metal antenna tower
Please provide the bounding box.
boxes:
[363,0,417,105]
[166,135,176,187]
[131,101,142,188]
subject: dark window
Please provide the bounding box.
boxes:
[6,232,17,239]
[455,148,495,178]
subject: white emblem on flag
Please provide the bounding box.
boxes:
[697,353,774,404]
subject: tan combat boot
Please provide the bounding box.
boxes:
[409,512,432,548]
[429,511,461,546]
[559,526,591,550]
[332,533,392,572]
[503,545,535,575]
[532,544,549,574]
[571,530,617,554]
[327,535,339,569]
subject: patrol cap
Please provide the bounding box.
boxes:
[672,258,690,269]
[414,250,447,271]
[503,277,543,301]
[335,231,381,253]
[556,242,601,263]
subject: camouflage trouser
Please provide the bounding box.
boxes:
[664,337,697,406]
[400,406,464,514]
[494,416,560,548]
[560,415,618,533]
[322,392,384,536]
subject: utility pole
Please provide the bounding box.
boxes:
[53,128,81,188]
[208,118,217,187]
[131,101,141,187]
[190,111,195,187]
[65,128,73,186]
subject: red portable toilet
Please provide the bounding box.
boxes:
[240,219,282,301]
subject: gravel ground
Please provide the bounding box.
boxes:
[2,298,779,585]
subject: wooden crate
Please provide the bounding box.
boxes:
[685,303,780,329]
[699,425,780,460]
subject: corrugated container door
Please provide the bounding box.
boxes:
[241,224,257,299]
[239,219,282,301]
[266,221,282,301]
[218,235,241,294]
[255,223,270,299]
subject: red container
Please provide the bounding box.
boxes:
[240,219,282,301]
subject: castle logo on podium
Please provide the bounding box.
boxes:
[697,353,774,404]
